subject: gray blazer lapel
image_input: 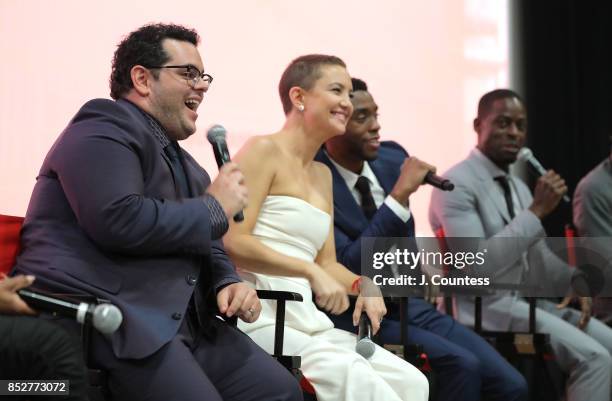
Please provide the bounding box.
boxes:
[466,155,512,223]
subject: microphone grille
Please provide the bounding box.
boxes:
[517,147,533,162]
[92,303,123,334]
[355,338,376,359]
[207,124,227,144]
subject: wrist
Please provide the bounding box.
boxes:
[390,190,410,207]
[351,276,362,294]
[528,205,545,220]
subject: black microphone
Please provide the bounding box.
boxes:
[424,171,454,191]
[355,312,376,359]
[206,124,244,222]
[18,289,123,335]
[517,147,570,203]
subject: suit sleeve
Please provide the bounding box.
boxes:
[429,173,552,282]
[335,204,413,275]
[49,101,213,256]
[211,240,241,290]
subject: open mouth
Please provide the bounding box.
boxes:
[185,99,200,112]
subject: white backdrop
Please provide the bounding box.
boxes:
[0,0,509,235]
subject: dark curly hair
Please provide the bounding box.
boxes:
[278,54,346,115]
[109,23,200,100]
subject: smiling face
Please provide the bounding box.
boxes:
[324,89,381,173]
[146,38,208,141]
[475,96,527,169]
[301,64,353,137]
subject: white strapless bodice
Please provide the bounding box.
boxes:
[238,195,335,334]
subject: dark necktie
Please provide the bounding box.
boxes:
[355,176,377,220]
[495,176,515,219]
[164,142,191,198]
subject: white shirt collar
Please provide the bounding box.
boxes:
[325,151,378,189]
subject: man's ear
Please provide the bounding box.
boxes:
[130,65,152,96]
[473,117,481,134]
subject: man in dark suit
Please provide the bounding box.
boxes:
[315,78,527,401]
[12,23,301,401]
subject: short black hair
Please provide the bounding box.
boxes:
[110,23,200,100]
[477,89,523,118]
[351,77,368,92]
[278,54,346,115]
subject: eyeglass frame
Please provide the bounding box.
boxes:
[145,64,213,88]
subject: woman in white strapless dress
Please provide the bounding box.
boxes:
[224,55,428,401]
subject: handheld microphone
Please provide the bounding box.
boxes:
[517,147,570,203]
[424,171,454,191]
[206,124,244,222]
[18,289,123,335]
[355,313,376,359]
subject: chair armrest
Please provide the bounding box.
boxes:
[256,290,303,302]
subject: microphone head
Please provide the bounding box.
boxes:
[517,147,533,162]
[92,304,123,334]
[207,124,227,144]
[355,338,376,359]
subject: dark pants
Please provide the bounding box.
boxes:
[56,309,302,401]
[0,315,89,400]
[331,298,528,401]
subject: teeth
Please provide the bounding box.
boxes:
[185,99,200,111]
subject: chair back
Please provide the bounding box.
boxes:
[0,215,24,276]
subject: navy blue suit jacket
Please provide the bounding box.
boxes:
[14,99,240,359]
[315,141,432,320]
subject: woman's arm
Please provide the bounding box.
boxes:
[313,166,386,332]
[223,137,347,313]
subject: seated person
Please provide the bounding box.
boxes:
[0,274,88,400]
[224,54,429,401]
[11,23,301,401]
[316,77,527,401]
[429,89,612,401]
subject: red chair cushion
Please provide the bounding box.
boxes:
[0,215,24,276]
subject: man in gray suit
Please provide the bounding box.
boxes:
[429,89,612,401]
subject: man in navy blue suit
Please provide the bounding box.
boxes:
[315,77,527,401]
[12,23,301,401]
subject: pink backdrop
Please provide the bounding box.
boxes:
[0,0,509,235]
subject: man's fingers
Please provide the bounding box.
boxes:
[217,290,229,314]
[556,295,571,309]
[0,275,35,292]
[226,289,246,318]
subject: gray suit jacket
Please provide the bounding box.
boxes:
[429,149,571,329]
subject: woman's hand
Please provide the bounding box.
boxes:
[308,263,349,315]
[352,277,386,334]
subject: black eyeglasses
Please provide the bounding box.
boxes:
[146,65,213,88]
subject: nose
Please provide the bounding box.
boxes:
[192,77,210,92]
[371,116,381,133]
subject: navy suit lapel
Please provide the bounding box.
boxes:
[316,150,369,236]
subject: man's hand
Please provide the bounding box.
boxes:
[217,282,261,323]
[308,264,349,315]
[206,162,248,220]
[352,277,386,334]
[529,170,567,219]
[390,157,436,205]
[0,274,36,315]
[557,295,592,330]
